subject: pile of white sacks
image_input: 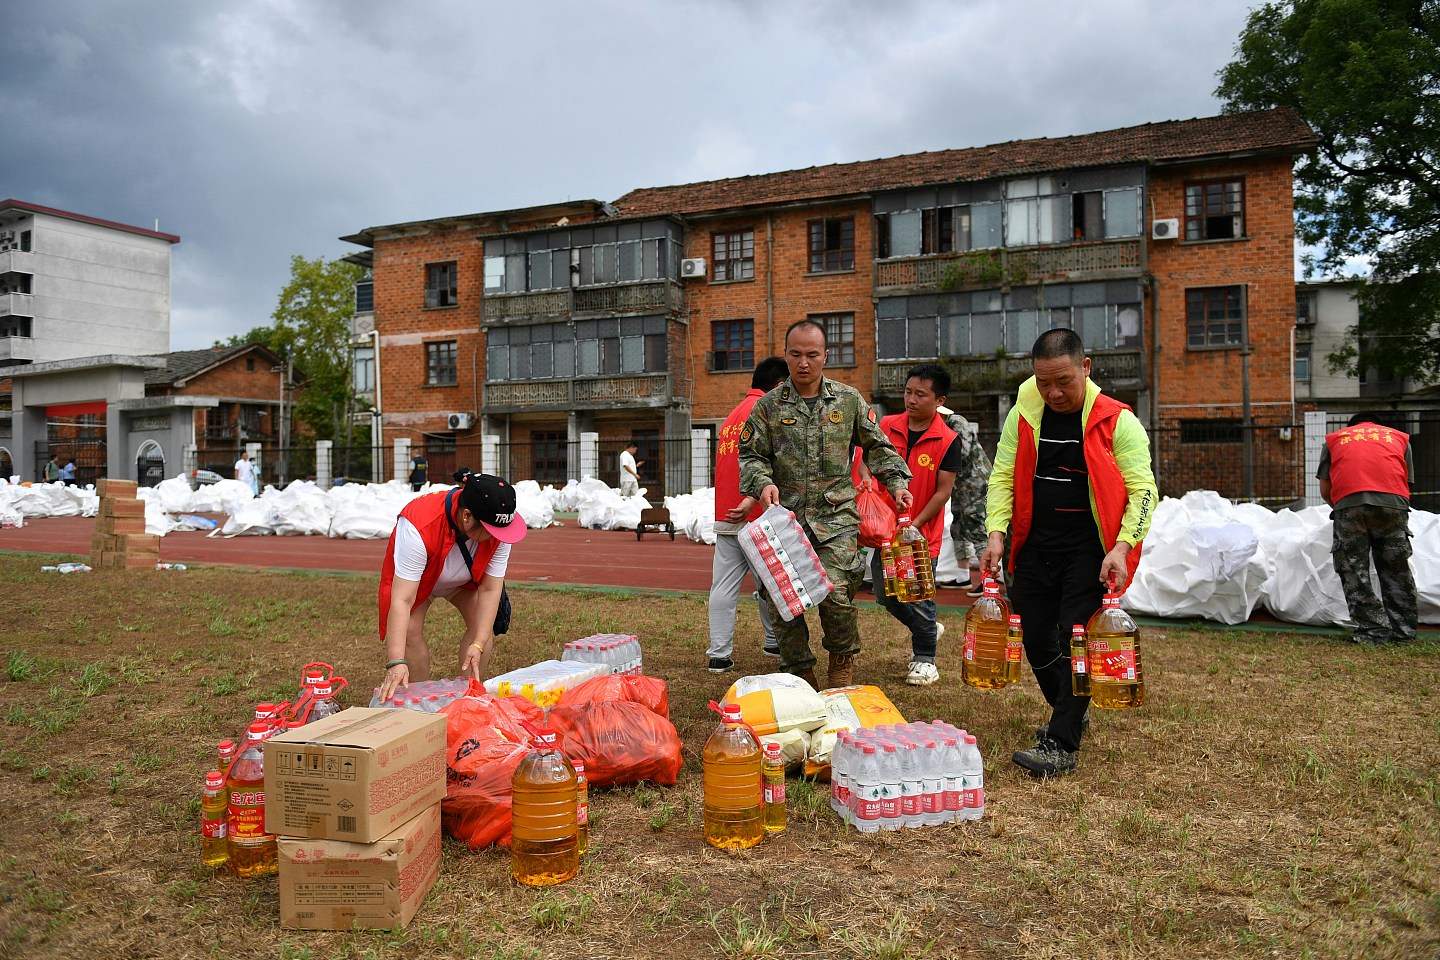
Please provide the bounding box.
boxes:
[3,477,1434,627]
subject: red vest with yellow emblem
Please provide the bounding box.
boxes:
[853,413,957,558]
[379,490,502,639]
[1325,423,1410,504]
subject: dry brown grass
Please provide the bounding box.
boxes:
[0,551,1437,960]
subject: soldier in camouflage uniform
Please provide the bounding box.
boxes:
[939,405,992,589]
[1319,413,1418,644]
[740,320,912,689]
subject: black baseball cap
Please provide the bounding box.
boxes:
[458,473,528,544]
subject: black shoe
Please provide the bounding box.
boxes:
[762,644,781,658]
[1034,716,1091,743]
[1012,739,1078,778]
[707,657,735,674]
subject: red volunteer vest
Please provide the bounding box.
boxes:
[852,413,957,559]
[714,389,768,524]
[1325,424,1411,503]
[1009,394,1142,590]
[379,490,502,639]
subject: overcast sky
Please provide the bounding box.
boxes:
[5,0,1265,350]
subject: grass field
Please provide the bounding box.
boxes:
[0,552,1437,960]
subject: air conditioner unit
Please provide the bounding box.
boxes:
[680,257,708,280]
[1151,218,1180,240]
[447,412,473,431]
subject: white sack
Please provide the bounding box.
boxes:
[513,479,555,530]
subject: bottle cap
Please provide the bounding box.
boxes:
[721,703,743,723]
[255,702,275,720]
[1072,624,1086,634]
[217,739,236,758]
[312,680,333,697]
[897,514,912,526]
[573,760,586,774]
[882,743,897,753]
[964,734,977,744]
[245,721,269,743]
[763,742,782,758]
[205,770,224,789]
[862,745,876,755]
[1008,614,1022,625]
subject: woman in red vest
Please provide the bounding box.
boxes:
[377,471,528,702]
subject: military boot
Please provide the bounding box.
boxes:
[796,668,820,692]
[827,652,854,689]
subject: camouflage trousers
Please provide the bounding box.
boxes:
[1331,504,1418,643]
[949,490,988,563]
[757,524,864,674]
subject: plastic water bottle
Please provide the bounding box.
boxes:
[510,725,579,886]
[200,770,229,869]
[574,760,589,857]
[961,734,985,821]
[849,745,882,833]
[1070,624,1091,697]
[830,733,852,815]
[702,703,763,849]
[42,562,93,574]
[227,722,277,878]
[898,741,925,829]
[1087,589,1145,709]
[155,562,187,571]
[877,743,903,831]
[762,742,787,835]
[921,739,946,827]
[942,736,964,824]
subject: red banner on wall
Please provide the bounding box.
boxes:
[46,401,107,418]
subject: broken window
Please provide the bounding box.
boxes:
[1185,180,1244,241]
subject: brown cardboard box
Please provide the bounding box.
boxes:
[265,707,446,843]
[278,803,441,931]
[95,515,147,535]
[96,478,138,498]
[100,498,146,518]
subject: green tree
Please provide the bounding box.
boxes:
[1216,0,1440,386]
[220,255,369,467]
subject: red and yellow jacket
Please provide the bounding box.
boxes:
[985,376,1156,590]
[852,413,958,558]
[379,489,501,639]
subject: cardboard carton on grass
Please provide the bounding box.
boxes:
[265,707,445,843]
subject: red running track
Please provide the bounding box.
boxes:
[0,515,976,604]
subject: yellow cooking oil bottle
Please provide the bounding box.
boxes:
[510,725,579,886]
[1003,614,1024,684]
[227,722,277,878]
[703,703,763,849]
[1086,588,1144,709]
[1069,624,1091,697]
[574,760,590,857]
[961,577,1012,689]
[883,515,935,603]
[200,770,229,869]
[761,741,787,835]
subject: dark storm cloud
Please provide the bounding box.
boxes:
[2,0,1259,350]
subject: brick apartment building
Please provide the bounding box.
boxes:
[346,108,1318,501]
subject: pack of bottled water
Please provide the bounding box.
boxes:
[830,721,985,833]
[482,659,608,707]
[561,633,643,675]
[738,506,834,621]
[368,676,472,712]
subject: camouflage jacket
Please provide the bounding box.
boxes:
[940,412,993,506]
[739,377,910,543]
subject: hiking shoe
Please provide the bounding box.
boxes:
[1034,716,1091,743]
[1012,739,1077,778]
[828,652,855,689]
[707,657,735,674]
[762,643,781,658]
[906,661,940,686]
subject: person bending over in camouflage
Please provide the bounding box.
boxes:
[740,319,912,690]
[938,405,992,594]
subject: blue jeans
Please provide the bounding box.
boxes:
[869,549,939,663]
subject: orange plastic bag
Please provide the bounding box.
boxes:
[548,701,683,789]
[555,673,670,719]
[856,486,897,549]
[439,684,541,849]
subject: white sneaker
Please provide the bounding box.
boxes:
[935,622,946,642]
[906,661,940,686]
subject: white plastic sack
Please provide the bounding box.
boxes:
[266,480,332,537]
[150,475,196,513]
[215,498,276,537]
[145,498,177,536]
[665,488,716,545]
[513,480,555,530]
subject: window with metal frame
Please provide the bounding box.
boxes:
[425,262,458,308]
[812,312,856,365]
[1184,179,1244,241]
[1179,419,1243,444]
[712,229,755,281]
[1186,286,1245,349]
[711,320,754,371]
[426,340,459,385]
[808,218,855,272]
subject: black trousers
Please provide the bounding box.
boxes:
[1008,543,1105,752]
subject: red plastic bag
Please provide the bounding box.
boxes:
[548,701,683,789]
[439,685,538,849]
[856,485,897,549]
[556,673,670,719]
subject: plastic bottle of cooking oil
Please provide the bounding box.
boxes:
[1003,614,1024,684]
[883,515,935,603]
[226,722,277,878]
[510,726,579,886]
[961,578,1011,689]
[702,703,763,849]
[574,760,590,857]
[1086,590,1144,709]
[762,742,786,835]
[1069,624,1091,696]
[200,770,229,869]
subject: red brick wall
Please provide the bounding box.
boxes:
[685,202,875,422]
[1147,156,1298,425]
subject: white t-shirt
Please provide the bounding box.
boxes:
[392,517,511,596]
[619,450,638,479]
[235,458,256,484]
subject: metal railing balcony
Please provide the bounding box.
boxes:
[484,373,671,412]
[482,280,683,323]
[876,349,1142,394]
[874,239,1142,295]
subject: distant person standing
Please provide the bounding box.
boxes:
[705,356,788,673]
[1319,413,1418,645]
[408,452,429,493]
[618,440,642,498]
[58,458,77,486]
[938,404,992,595]
[235,451,258,496]
[43,455,61,484]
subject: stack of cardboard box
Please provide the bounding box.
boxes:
[265,707,448,931]
[90,479,160,569]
